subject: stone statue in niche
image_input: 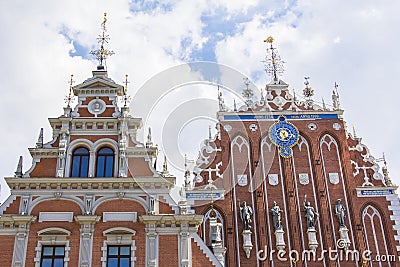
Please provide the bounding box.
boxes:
[303,195,319,229]
[335,199,347,228]
[240,201,253,230]
[270,201,282,230]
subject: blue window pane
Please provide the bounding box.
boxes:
[120,246,130,255]
[81,155,89,177]
[75,147,89,155]
[55,247,65,256]
[99,147,113,155]
[120,258,130,267]
[107,258,118,267]
[71,157,81,177]
[97,156,105,177]
[42,246,53,256]
[105,156,113,177]
[41,258,52,267]
[54,258,64,267]
[108,246,118,255]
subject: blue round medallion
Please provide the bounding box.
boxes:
[269,116,299,157]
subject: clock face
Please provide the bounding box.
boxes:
[279,147,293,158]
[269,116,299,157]
[269,117,299,148]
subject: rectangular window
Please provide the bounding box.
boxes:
[41,245,65,267]
[107,245,131,267]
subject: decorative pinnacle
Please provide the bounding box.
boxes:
[302,77,315,98]
[217,85,226,111]
[90,12,114,70]
[263,36,285,83]
[123,74,131,107]
[162,155,169,174]
[184,154,191,187]
[14,156,23,178]
[377,152,393,186]
[65,74,75,108]
[36,128,44,148]
[242,77,254,107]
[260,88,265,101]
[146,127,153,147]
[352,125,357,138]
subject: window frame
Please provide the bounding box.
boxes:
[95,147,115,177]
[106,245,131,267]
[40,245,65,267]
[70,147,90,178]
[101,227,136,267]
[34,228,70,267]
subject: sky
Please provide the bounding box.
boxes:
[0,0,399,202]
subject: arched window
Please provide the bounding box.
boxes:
[96,147,114,177]
[71,147,89,177]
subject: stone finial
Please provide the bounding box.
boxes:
[146,127,153,147]
[36,128,44,148]
[162,155,169,176]
[14,156,23,177]
[218,86,226,112]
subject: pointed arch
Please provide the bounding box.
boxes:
[202,208,225,247]
[362,205,391,267]
[320,133,338,152]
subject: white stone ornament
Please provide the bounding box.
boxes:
[237,175,248,186]
[249,123,258,132]
[333,123,341,131]
[88,99,106,115]
[299,173,309,185]
[329,172,340,185]
[242,230,253,258]
[223,124,232,132]
[308,123,317,131]
[307,228,319,251]
[268,174,279,186]
[274,229,286,251]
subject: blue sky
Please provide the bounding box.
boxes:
[0,0,399,201]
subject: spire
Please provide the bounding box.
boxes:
[292,88,297,101]
[208,125,212,140]
[260,88,265,102]
[184,154,191,189]
[146,127,153,147]
[233,99,237,111]
[36,128,44,148]
[381,153,393,186]
[352,125,357,139]
[263,36,285,84]
[162,155,169,176]
[123,74,131,107]
[302,77,315,99]
[14,156,23,178]
[332,82,341,110]
[65,74,75,108]
[242,77,254,108]
[322,97,326,110]
[218,86,226,111]
[90,12,114,70]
